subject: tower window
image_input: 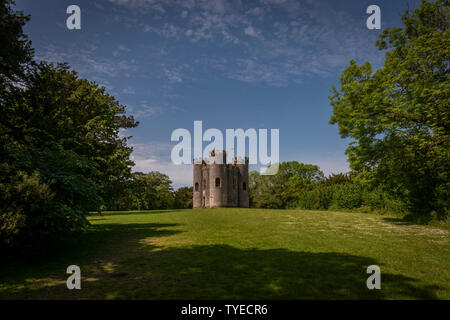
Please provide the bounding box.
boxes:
[215,177,221,187]
[243,182,247,191]
[203,179,206,188]
[195,182,199,191]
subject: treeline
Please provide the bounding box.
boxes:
[106,171,192,211]
[249,162,406,215]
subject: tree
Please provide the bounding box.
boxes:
[112,172,175,210]
[249,161,324,208]
[0,1,140,255]
[0,62,138,254]
[329,0,449,217]
[173,187,193,209]
[321,173,353,186]
[138,172,174,209]
[24,62,138,209]
[0,0,33,94]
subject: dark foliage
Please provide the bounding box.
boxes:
[0,1,138,255]
[173,187,193,209]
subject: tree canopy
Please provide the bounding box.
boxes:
[0,0,33,93]
[329,0,449,217]
[249,161,324,208]
[0,1,138,255]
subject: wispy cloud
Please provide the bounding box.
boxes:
[133,159,192,188]
[35,43,138,87]
[128,104,164,118]
[130,141,173,160]
[164,69,183,83]
[107,0,384,86]
[298,151,350,176]
[244,25,264,40]
[130,141,192,188]
[227,58,288,87]
[122,87,136,94]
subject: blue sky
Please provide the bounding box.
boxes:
[14,0,421,188]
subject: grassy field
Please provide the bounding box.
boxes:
[0,208,449,299]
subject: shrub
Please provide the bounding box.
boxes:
[0,168,88,256]
[294,182,407,215]
[361,187,385,210]
[294,186,334,210]
[332,184,363,209]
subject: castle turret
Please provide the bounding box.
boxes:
[193,159,202,208]
[209,150,227,207]
[237,157,249,208]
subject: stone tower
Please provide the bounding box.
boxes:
[193,150,249,208]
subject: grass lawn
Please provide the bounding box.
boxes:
[0,208,449,299]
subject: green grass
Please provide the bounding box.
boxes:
[1,209,449,299]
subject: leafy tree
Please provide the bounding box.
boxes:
[322,173,353,186]
[173,187,193,209]
[1,61,138,254]
[249,170,281,208]
[0,1,140,254]
[137,172,174,209]
[24,62,138,209]
[329,0,449,217]
[112,172,175,210]
[249,161,324,208]
[0,0,33,93]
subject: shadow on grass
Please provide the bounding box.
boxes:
[0,223,183,283]
[0,222,442,300]
[89,210,182,217]
[382,217,417,226]
[382,215,446,226]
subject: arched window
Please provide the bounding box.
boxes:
[195,182,199,191]
[243,182,247,191]
[215,177,221,187]
[203,179,206,188]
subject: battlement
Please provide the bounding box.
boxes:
[233,156,249,165]
[194,150,249,166]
